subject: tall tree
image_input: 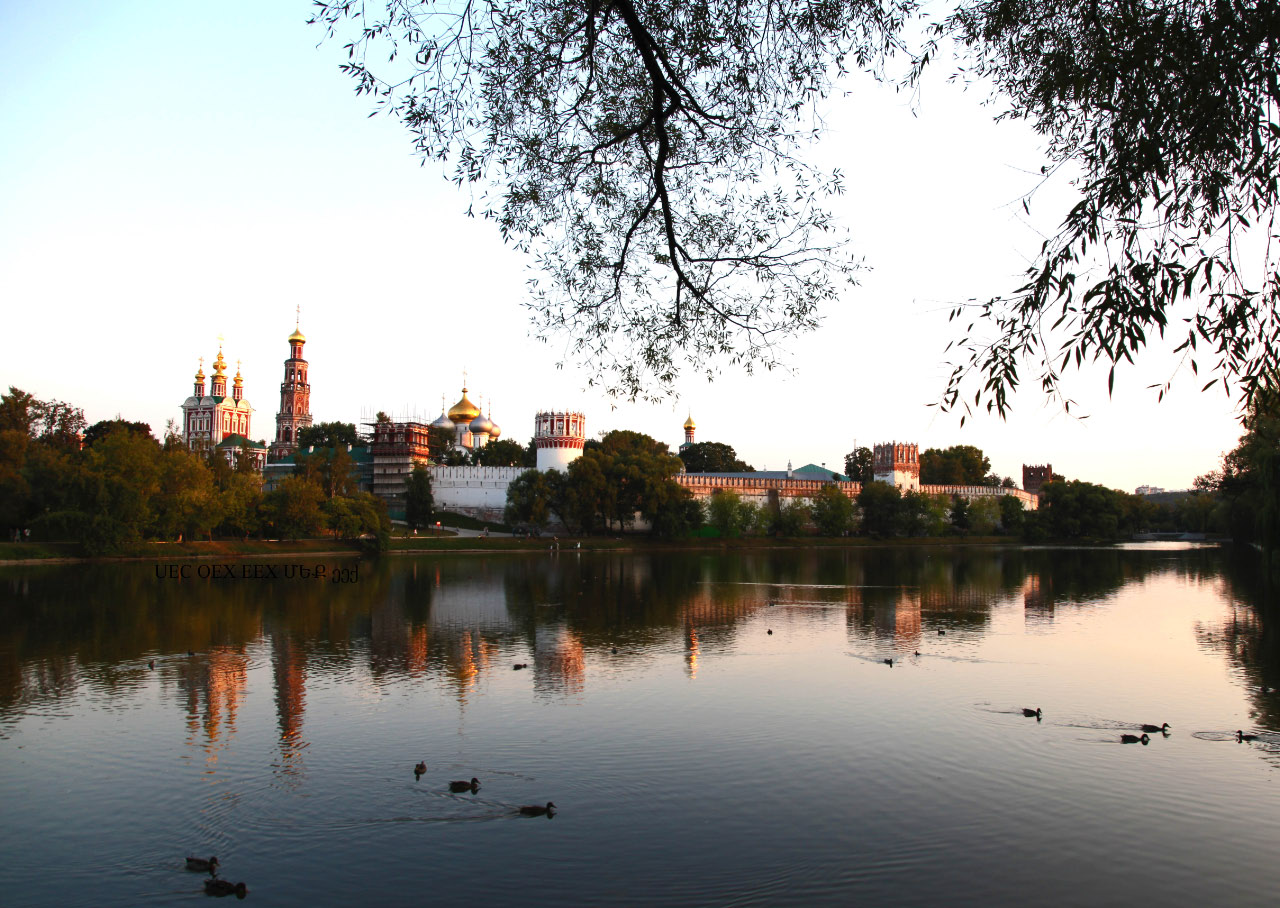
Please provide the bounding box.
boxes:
[920,445,991,485]
[678,441,753,474]
[405,464,434,530]
[843,446,873,483]
[473,439,527,467]
[297,421,360,449]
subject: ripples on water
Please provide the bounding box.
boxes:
[1,544,1278,906]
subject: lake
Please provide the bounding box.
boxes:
[1,543,1277,906]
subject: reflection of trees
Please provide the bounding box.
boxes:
[1196,552,1280,730]
[2,544,1265,727]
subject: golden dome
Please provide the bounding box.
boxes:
[288,327,306,343]
[212,349,227,375]
[195,364,205,381]
[683,413,696,430]
[448,388,481,423]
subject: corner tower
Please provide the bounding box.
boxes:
[535,410,586,471]
[873,442,920,491]
[269,314,313,460]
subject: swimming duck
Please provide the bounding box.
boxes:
[204,878,248,898]
[883,658,894,667]
[1140,723,1171,734]
[185,856,219,873]
[938,630,946,635]
[414,761,427,777]
[1022,708,1042,718]
[1237,730,1259,742]
[1120,733,1150,744]
[450,777,480,793]
[513,663,528,670]
[519,802,556,817]
[767,629,773,635]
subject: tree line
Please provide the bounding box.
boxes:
[1,388,389,554]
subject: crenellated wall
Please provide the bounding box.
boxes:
[430,465,527,521]
[673,474,1038,510]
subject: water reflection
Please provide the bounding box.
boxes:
[3,544,1280,906]
[0,546,1273,726]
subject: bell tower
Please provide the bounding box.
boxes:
[269,308,313,460]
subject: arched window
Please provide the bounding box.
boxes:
[284,427,292,443]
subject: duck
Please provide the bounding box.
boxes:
[1022,707,1042,718]
[519,802,556,817]
[767,629,773,635]
[1237,730,1259,742]
[1140,723,1171,734]
[203,878,248,898]
[449,777,480,793]
[883,658,894,667]
[185,856,219,873]
[611,647,618,655]
[1120,733,1150,744]
[914,650,920,657]
[513,663,528,670]
[938,629,946,636]
[413,761,427,777]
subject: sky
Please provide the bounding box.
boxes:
[0,1,1247,492]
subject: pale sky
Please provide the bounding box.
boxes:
[0,1,1245,492]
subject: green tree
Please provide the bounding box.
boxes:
[297,421,360,449]
[949,496,971,534]
[153,446,220,542]
[811,484,855,536]
[473,439,527,467]
[217,471,263,540]
[263,475,326,540]
[770,498,812,537]
[998,494,1026,535]
[844,446,874,484]
[505,468,559,529]
[405,464,434,530]
[967,496,1001,535]
[1038,480,1125,540]
[920,445,991,485]
[858,481,902,538]
[678,441,753,473]
[705,489,757,537]
[82,419,154,448]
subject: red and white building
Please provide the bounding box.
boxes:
[181,346,266,469]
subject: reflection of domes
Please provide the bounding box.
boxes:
[448,388,480,423]
[470,414,495,436]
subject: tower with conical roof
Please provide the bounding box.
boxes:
[269,311,313,461]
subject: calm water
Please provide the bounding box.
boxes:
[1,544,1278,906]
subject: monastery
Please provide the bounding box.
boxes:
[181,322,1039,521]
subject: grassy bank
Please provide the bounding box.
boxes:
[1,534,1031,564]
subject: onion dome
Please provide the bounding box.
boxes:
[683,413,696,430]
[431,411,455,431]
[212,349,227,375]
[288,326,306,343]
[448,387,481,424]
[470,413,495,436]
[195,364,205,382]
[233,363,244,388]
[487,418,501,440]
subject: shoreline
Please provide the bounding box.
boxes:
[0,535,1224,566]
